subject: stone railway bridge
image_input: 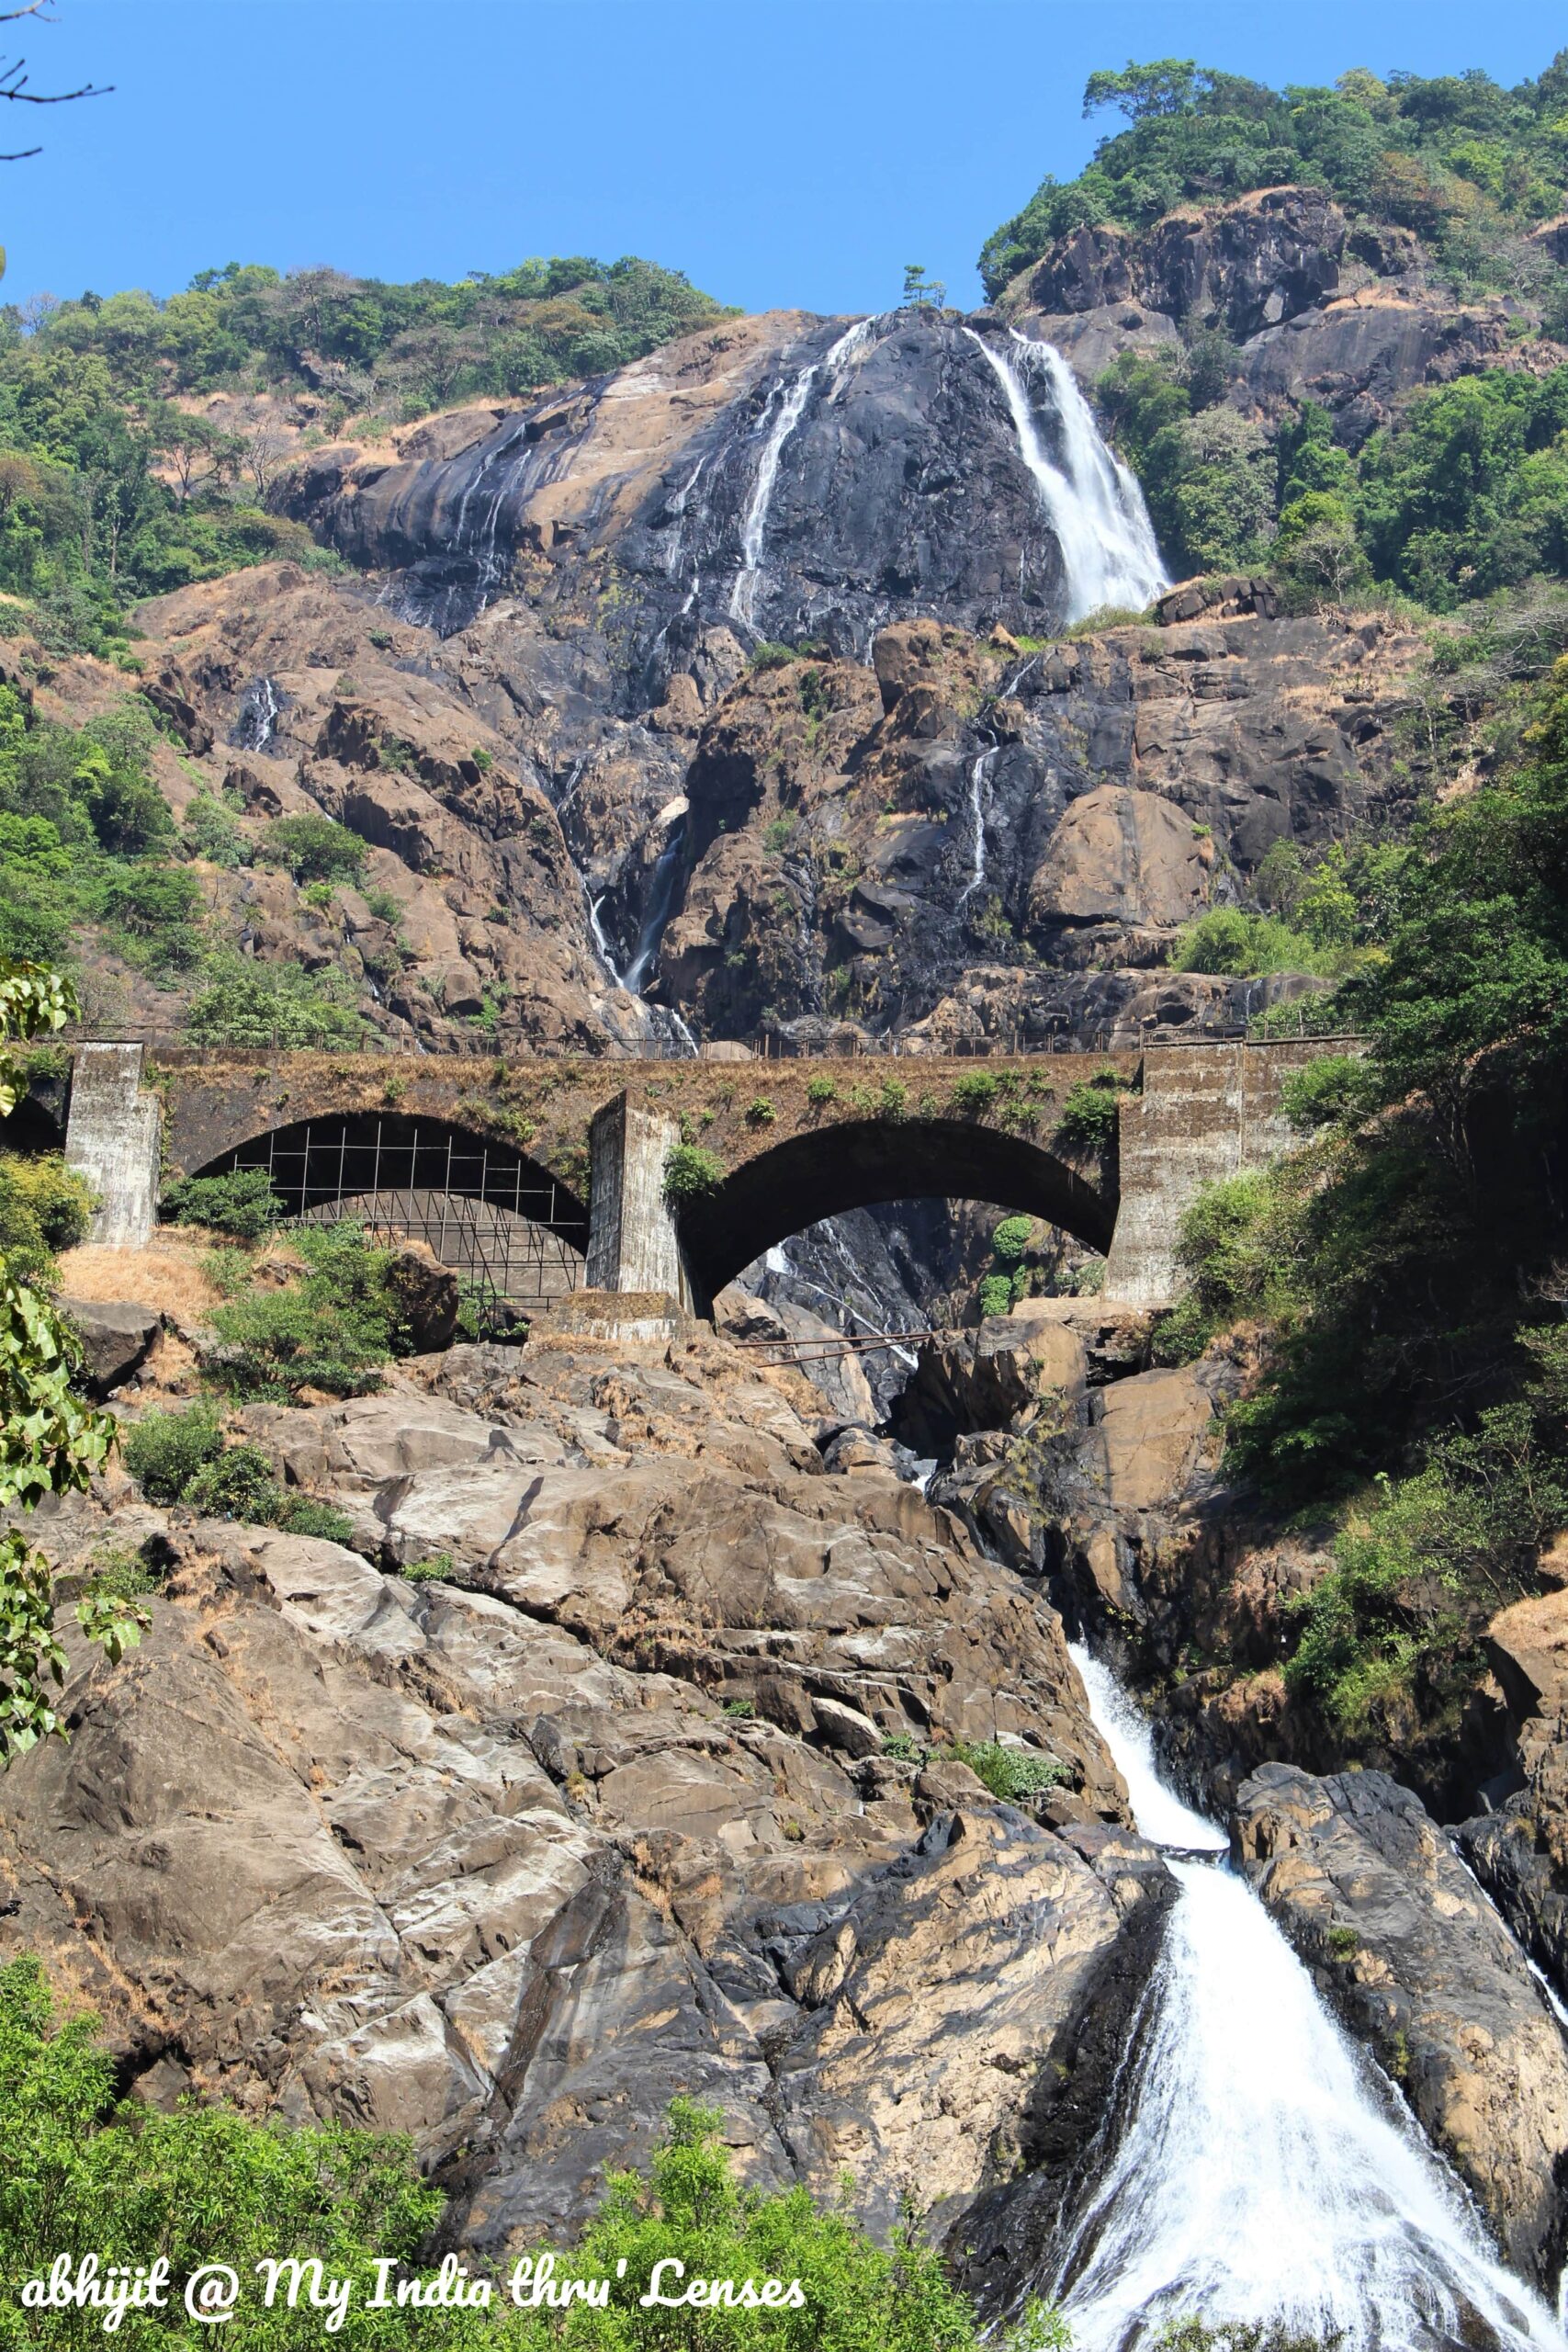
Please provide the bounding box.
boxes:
[56,1036,1337,1317]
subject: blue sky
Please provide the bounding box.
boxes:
[5,0,1565,319]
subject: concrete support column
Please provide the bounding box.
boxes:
[585,1093,690,1302]
[65,1043,161,1248]
[1102,1041,1332,1307]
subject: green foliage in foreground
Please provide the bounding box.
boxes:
[0,1960,1061,2352]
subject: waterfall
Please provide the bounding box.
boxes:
[588,893,626,988]
[232,675,280,753]
[625,821,687,992]
[965,329,1168,625]
[957,746,998,906]
[730,316,877,628]
[1056,1642,1562,2352]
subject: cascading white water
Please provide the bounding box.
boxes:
[730,316,877,628]
[1060,1642,1563,2352]
[588,893,626,988]
[957,746,998,906]
[965,329,1168,625]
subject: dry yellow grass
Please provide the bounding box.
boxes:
[54,1233,221,1319]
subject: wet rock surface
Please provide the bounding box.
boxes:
[1235,1762,1568,2286]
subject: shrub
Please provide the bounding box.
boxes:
[120,1403,225,1503]
[1280,1053,1371,1132]
[1170,909,1340,979]
[400,1552,455,1583]
[181,1440,284,1524]
[161,1166,282,1240]
[0,1953,449,2351]
[207,1224,405,1402]
[878,1077,908,1120]
[274,1495,357,1544]
[185,954,366,1049]
[97,863,205,972]
[181,791,250,868]
[948,1070,998,1114]
[663,1142,725,1204]
[0,1959,1071,2352]
[992,1215,1033,1263]
[881,1731,921,1761]
[258,814,366,884]
[951,1738,1070,1804]
[1055,1077,1122,1151]
[0,1151,91,1279]
[806,1073,838,1107]
[80,1540,160,1601]
[978,1273,1014,1319]
[745,1093,777,1126]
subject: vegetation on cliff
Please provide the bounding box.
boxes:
[0,680,367,1038]
[981,53,1568,297]
[1161,650,1568,1744]
[1100,355,1568,604]
[0,254,727,650]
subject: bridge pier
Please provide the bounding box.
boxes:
[1102,1041,1327,1308]
[585,1094,693,1306]
[64,1044,161,1248]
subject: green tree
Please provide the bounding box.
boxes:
[0,963,130,1759]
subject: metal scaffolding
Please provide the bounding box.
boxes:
[214,1114,588,1325]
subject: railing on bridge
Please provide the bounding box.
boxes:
[63,1007,1362,1061]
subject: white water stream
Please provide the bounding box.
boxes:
[1060,1643,1563,2352]
[730,316,877,628]
[958,746,998,906]
[966,330,1168,624]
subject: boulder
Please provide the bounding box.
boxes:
[383,1242,460,1351]
[59,1296,160,1394]
[0,1324,1152,2257]
[1236,1760,1568,2285]
[1094,1366,1213,1512]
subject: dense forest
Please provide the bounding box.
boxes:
[981,54,1568,297]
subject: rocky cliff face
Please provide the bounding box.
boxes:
[21,186,1483,1068]
[0,1327,1175,2257]
[1010,185,1562,446]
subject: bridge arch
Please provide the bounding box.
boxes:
[680,1115,1116,1301]
[191,1110,590,1314]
